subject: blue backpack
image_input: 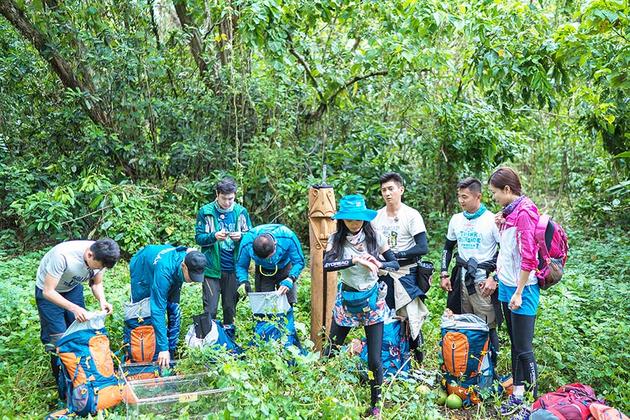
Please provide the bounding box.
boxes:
[360,319,410,378]
[440,314,495,406]
[248,292,302,351]
[56,314,124,416]
[253,309,302,350]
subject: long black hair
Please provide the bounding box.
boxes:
[325,219,379,261]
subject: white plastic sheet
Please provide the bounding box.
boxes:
[440,313,489,332]
[184,324,219,349]
[124,297,151,321]
[61,311,107,337]
[248,291,291,315]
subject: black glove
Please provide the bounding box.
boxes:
[238,281,252,297]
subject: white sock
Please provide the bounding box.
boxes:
[513,385,525,398]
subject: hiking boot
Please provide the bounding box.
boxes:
[413,349,424,365]
[365,407,381,418]
[500,394,524,416]
[45,408,70,420]
[223,324,236,341]
[510,406,531,420]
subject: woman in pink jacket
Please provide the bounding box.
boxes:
[488,167,540,417]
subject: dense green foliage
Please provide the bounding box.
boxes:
[0,228,628,418]
[0,0,628,255]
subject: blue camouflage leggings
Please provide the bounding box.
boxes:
[166,301,182,357]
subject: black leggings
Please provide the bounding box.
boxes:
[409,330,424,363]
[489,327,499,369]
[502,302,538,397]
[324,320,384,407]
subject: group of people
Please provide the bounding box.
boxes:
[34,167,541,418]
[320,168,540,417]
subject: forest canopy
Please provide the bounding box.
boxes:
[0,0,627,252]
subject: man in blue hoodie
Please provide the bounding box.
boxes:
[129,244,206,368]
[236,224,305,305]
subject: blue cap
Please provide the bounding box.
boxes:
[332,195,377,222]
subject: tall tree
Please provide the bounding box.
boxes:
[0,0,111,128]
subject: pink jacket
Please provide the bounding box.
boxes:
[496,197,540,287]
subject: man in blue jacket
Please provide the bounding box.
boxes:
[129,244,206,368]
[236,224,305,305]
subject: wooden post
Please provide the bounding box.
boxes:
[308,185,337,350]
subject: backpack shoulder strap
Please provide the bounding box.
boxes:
[535,214,551,258]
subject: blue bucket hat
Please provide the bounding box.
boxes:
[332,194,377,222]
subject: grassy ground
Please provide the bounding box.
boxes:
[0,227,628,418]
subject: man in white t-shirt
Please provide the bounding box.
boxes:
[35,239,120,394]
[440,177,501,364]
[372,172,429,363]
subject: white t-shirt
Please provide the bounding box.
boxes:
[373,203,426,254]
[35,241,103,293]
[497,226,537,287]
[446,210,500,283]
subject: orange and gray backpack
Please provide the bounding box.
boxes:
[440,313,495,406]
[123,297,157,364]
[56,313,124,416]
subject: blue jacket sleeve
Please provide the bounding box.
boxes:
[235,236,253,283]
[195,207,216,247]
[150,265,172,352]
[287,232,305,280]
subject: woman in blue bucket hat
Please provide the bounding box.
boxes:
[322,194,400,417]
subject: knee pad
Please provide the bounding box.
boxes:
[515,350,534,363]
[46,333,64,351]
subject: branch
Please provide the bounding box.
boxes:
[287,34,325,102]
[331,70,388,101]
[305,70,389,123]
[0,0,111,127]
[61,193,162,225]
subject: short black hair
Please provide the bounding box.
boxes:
[90,238,120,269]
[457,177,482,194]
[379,172,404,187]
[253,233,275,259]
[215,177,237,195]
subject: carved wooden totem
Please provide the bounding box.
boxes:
[308,185,337,349]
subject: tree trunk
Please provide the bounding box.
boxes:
[0,0,112,128]
[173,0,207,76]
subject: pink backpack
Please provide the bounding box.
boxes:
[589,403,630,420]
[534,214,569,289]
[532,383,602,419]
